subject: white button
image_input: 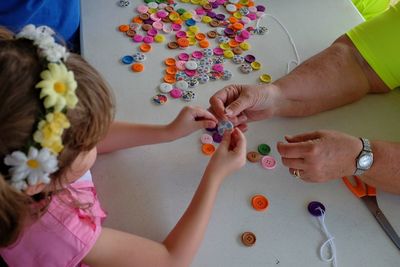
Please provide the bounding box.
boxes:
[215,27,225,35]
[147,2,158,9]
[185,61,198,70]
[226,4,237,12]
[175,80,189,91]
[159,83,173,93]
[229,0,239,3]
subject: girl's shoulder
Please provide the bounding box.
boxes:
[0,171,106,267]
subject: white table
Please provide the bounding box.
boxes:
[81,1,400,266]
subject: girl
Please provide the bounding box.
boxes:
[0,25,247,267]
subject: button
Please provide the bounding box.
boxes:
[164,58,176,66]
[261,156,277,169]
[185,69,196,77]
[201,134,214,144]
[251,194,269,211]
[178,53,190,61]
[244,54,256,63]
[212,132,223,143]
[224,50,234,59]
[140,43,152,52]
[170,88,183,99]
[159,83,173,93]
[139,13,150,21]
[258,144,271,155]
[251,61,261,70]
[199,40,210,48]
[195,32,206,41]
[119,24,129,32]
[121,55,134,64]
[152,94,167,105]
[202,144,216,156]
[212,64,224,72]
[260,74,271,83]
[206,126,217,132]
[233,55,245,64]
[126,29,136,37]
[131,63,144,72]
[247,151,262,163]
[165,66,177,75]
[133,34,144,42]
[133,52,146,62]
[167,41,179,49]
[177,38,189,48]
[192,51,204,59]
[241,232,256,247]
[154,34,165,43]
[307,201,326,217]
[176,61,187,70]
[163,74,176,84]
[182,90,195,101]
[226,4,237,12]
[175,80,189,91]
[207,31,217,39]
[185,61,198,70]
[240,63,252,74]
[119,0,130,7]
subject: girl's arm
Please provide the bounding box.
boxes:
[84,129,246,267]
[97,106,217,154]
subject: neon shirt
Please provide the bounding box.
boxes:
[347,2,400,90]
[0,0,80,50]
[352,0,390,20]
[0,171,106,267]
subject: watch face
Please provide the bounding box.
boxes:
[359,154,373,168]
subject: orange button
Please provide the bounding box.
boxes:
[229,17,238,24]
[228,40,239,48]
[251,194,269,211]
[232,22,244,30]
[132,17,143,24]
[118,24,129,32]
[164,58,176,66]
[164,74,176,84]
[195,32,206,41]
[177,38,189,47]
[140,43,152,52]
[165,66,177,75]
[199,39,210,48]
[247,151,261,163]
[131,63,144,72]
[202,144,215,155]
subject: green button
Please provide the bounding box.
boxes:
[144,0,155,3]
[176,8,186,15]
[258,144,271,155]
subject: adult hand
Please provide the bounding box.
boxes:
[209,84,279,126]
[277,130,362,182]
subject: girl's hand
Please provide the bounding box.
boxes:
[277,130,362,182]
[205,128,247,179]
[167,106,218,139]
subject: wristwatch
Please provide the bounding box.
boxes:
[354,138,374,176]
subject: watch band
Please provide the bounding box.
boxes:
[361,138,372,153]
[354,138,372,176]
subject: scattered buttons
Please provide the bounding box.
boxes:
[241,232,256,247]
[251,194,269,211]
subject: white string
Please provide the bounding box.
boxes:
[316,208,338,267]
[255,14,301,74]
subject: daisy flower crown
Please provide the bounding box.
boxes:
[3,25,78,191]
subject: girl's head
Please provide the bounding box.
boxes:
[0,26,114,247]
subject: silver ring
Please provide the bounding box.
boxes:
[293,169,301,179]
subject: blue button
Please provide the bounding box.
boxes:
[122,55,134,64]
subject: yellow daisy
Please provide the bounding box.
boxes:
[35,63,78,112]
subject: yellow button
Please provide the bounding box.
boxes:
[154,34,165,43]
[188,26,199,33]
[240,0,249,4]
[260,74,272,83]
[148,8,157,14]
[181,12,193,20]
[251,61,262,70]
[191,0,200,4]
[233,12,243,19]
[181,0,190,2]
[220,43,231,50]
[199,0,208,4]
[202,16,212,23]
[169,13,180,21]
[188,37,197,46]
[240,42,251,50]
[187,31,195,38]
[224,50,234,59]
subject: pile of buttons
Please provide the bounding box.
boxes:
[117,0,273,104]
[247,143,276,170]
[199,120,233,155]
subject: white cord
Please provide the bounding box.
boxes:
[316,208,338,267]
[255,13,301,74]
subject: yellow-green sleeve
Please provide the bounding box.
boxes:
[347,3,400,90]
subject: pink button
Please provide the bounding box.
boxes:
[133,34,144,42]
[176,61,186,70]
[176,31,187,38]
[156,10,168,18]
[248,6,257,13]
[170,88,183,98]
[212,64,224,72]
[261,156,277,170]
[241,17,251,25]
[178,53,190,61]
[213,47,224,56]
[201,134,213,144]
[153,21,163,30]
[147,28,158,36]
[137,5,149,14]
[196,8,206,15]
[150,14,161,21]
[185,69,196,76]
[143,36,154,43]
[171,23,182,31]
[235,35,245,43]
[240,30,250,39]
[192,51,204,59]
[247,13,257,20]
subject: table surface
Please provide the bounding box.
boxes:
[81,0,400,266]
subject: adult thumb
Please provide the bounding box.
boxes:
[225,97,251,117]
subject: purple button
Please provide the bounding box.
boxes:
[147,29,158,36]
[156,10,168,18]
[207,11,217,18]
[256,5,266,12]
[178,53,190,61]
[213,47,224,55]
[143,36,154,43]
[171,23,182,31]
[212,132,223,143]
[224,28,234,35]
[216,0,225,4]
[192,51,204,59]
[211,3,219,9]
[215,14,226,21]
[132,34,144,42]
[240,30,250,39]
[206,126,218,132]
[247,13,257,21]
[176,31,187,38]
[307,201,326,217]
[143,19,154,25]
[196,7,206,15]
[245,54,256,63]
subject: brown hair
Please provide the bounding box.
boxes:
[0,26,114,247]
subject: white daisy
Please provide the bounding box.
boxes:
[4,147,58,191]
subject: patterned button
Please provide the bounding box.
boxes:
[233,55,245,64]
[119,0,130,7]
[203,48,214,57]
[188,78,199,88]
[240,63,252,73]
[159,83,173,93]
[222,70,233,80]
[185,61,198,70]
[133,52,146,62]
[182,90,195,101]
[152,94,167,105]
[198,74,210,84]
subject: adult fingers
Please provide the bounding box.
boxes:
[277,141,317,159]
[281,157,306,170]
[285,131,321,143]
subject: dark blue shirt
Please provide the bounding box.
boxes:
[0,0,80,51]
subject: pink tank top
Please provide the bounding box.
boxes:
[0,171,106,267]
